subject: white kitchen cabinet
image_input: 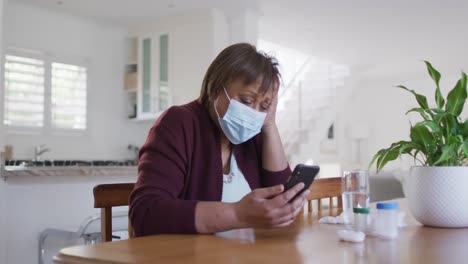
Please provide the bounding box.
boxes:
[125,33,171,121]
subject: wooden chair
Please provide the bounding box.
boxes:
[306,177,342,213]
[93,183,135,242]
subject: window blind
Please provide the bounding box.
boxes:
[51,62,87,130]
[3,55,45,128]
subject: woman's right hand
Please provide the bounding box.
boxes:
[233,183,310,229]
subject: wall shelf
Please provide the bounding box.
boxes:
[128,113,162,122]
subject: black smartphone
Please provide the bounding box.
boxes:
[283,164,320,199]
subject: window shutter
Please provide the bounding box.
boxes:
[4,55,45,127]
[51,62,87,130]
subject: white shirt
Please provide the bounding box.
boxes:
[221,153,252,203]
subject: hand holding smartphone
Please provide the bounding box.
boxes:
[283,164,320,201]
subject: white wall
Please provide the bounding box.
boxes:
[4,2,152,160]
[0,0,7,262]
[211,9,229,58]
[226,9,259,45]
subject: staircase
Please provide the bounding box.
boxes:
[276,57,351,167]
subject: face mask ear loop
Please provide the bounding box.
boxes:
[223,87,232,101]
[214,87,231,119]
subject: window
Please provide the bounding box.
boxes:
[4,55,45,128]
[51,62,87,130]
[3,49,88,133]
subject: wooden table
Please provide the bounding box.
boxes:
[55,199,468,263]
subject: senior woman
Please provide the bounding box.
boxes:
[129,43,309,236]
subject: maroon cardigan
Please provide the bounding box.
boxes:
[129,100,291,236]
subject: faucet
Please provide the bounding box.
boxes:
[34,144,51,161]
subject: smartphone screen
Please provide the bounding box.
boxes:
[283,164,320,199]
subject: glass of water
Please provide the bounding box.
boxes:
[341,170,370,225]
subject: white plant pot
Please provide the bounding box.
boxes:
[403,166,468,228]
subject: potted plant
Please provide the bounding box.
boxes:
[369,61,467,228]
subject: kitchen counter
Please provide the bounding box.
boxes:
[1,160,138,180]
[3,166,137,179]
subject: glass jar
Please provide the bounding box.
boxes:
[353,207,370,232]
[374,202,400,239]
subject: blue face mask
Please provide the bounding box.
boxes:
[214,88,267,145]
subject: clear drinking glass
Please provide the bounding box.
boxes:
[341,170,370,225]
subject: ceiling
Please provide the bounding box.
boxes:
[10,0,468,71]
[10,0,256,25]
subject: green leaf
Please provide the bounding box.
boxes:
[397,85,429,110]
[463,71,467,89]
[446,72,467,116]
[463,119,468,137]
[424,61,445,108]
[419,120,442,134]
[428,107,445,114]
[369,141,409,172]
[434,146,456,165]
[389,140,408,148]
[377,148,400,172]
[399,142,421,155]
[443,114,461,136]
[406,107,430,120]
[462,141,468,157]
[375,151,385,172]
[368,148,387,170]
[433,112,449,126]
[410,124,434,153]
[446,135,457,146]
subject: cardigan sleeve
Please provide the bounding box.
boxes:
[129,108,198,236]
[261,166,291,187]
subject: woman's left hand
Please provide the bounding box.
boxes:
[263,91,278,130]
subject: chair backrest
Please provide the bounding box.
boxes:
[306,177,342,213]
[93,183,135,242]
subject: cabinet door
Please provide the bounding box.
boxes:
[158,34,170,111]
[137,33,170,119]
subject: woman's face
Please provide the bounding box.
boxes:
[214,79,275,118]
